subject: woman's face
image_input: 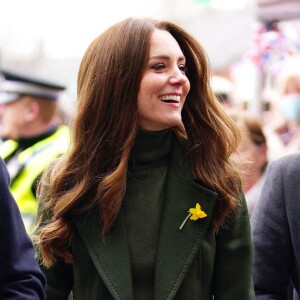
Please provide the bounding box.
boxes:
[137,29,190,131]
[231,132,267,191]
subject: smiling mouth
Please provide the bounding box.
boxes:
[159,95,180,103]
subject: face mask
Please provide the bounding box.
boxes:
[278,93,300,122]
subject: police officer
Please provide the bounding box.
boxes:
[0,69,71,232]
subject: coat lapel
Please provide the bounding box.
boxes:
[72,207,133,300]
[154,140,218,299]
[72,137,218,300]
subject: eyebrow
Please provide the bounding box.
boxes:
[149,55,186,62]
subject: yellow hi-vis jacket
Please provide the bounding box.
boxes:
[0,125,70,231]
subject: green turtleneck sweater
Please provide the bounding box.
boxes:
[123,129,172,300]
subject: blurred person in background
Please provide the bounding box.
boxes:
[211,75,236,111]
[264,56,300,160]
[0,156,46,299]
[229,110,268,216]
[0,69,71,232]
[34,17,254,299]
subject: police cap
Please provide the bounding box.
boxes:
[0,69,66,104]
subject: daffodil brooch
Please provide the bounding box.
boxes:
[179,203,207,230]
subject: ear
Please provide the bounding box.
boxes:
[24,100,40,122]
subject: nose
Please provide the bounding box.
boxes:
[169,68,189,86]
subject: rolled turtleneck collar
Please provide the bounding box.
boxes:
[129,128,172,165]
[125,128,172,299]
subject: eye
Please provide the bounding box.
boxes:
[179,65,188,74]
[151,63,166,71]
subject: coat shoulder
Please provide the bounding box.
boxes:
[268,153,300,177]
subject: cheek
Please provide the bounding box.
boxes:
[137,100,148,116]
[5,110,16,122]
[137,93,152,121]
[184,81,191,95]
[252,147,266,165]
[2,111,10,123]
[140,82,157,98]
[181,82,190,105]
[137,85,157,112]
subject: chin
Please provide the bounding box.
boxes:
[142,117,182,131]
[165,117,182,128]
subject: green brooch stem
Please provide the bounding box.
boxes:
[179,213,192,230]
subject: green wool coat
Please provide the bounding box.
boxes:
[41,141,255,300]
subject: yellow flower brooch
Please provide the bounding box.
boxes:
[179,203,207,230]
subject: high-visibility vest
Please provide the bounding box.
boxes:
[0,125,70,232]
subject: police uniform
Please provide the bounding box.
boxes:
[0,69,71,232]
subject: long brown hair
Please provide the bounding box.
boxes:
[35,18,241,267]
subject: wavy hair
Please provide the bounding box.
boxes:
[35,18,241,267]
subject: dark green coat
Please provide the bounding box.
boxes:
[41,141,255,300]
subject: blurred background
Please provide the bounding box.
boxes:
[0,0,300,115]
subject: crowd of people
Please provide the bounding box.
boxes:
[0,16,299,300]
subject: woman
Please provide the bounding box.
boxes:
[229,110,268,216]
[35,18,254,299]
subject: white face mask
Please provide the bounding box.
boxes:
[279,93,300,122]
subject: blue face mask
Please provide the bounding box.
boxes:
[279,94,300,122]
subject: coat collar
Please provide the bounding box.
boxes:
[153,138,218,299]
[72,138,218,299]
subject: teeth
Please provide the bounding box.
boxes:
[160,95,180,102]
